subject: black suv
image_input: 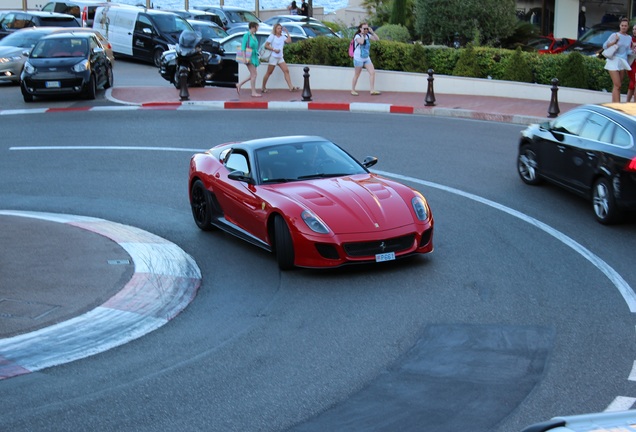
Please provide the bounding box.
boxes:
[0,11,79,40]
[563,22,618,57]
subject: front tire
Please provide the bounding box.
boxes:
[153,48,164,67]
[274,215,295,270]
[190,180,216,231]
[104,65,113,89]
[84,74,96,100]
[592,177,622,224]
[517,144,542,185]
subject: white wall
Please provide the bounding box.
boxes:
[554,0,579,39]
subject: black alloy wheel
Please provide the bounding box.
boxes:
[190,180,216,231]
[274,215,295,270]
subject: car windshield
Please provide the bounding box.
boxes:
[226,10,259,23]
[31,37,88,58]
[255,141,366,184]
[302,24,335,37]
[0,30,49,48]
[153,14,192,33]
[579,27,615,45]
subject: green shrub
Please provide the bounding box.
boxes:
[556,51,589,89]
[376,24,411,43]
[453,43,481,77]
[501,46,534,82]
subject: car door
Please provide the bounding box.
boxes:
[566,111,611,192]
[89,34,107,86]
[540,109,590,184]
[132,13,155,62]
[213,149,266,240]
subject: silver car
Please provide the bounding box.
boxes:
[0,26,113,84]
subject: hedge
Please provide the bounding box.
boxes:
[283,37,615,92]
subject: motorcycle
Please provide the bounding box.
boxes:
[159,30,223,101]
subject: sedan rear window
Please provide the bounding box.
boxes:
[39,17,80,27]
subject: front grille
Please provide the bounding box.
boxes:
[26,78,83,90]
[344,234,415,257]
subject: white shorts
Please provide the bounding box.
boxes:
[268,56,285,66]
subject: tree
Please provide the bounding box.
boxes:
[415,0,517,46]
[390,0,406,26]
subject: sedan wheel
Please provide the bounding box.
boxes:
[274,215,295,270]
[592,177,622,224]
[517,145,542,185]
[153,48,164,68]
[190,180,216,231]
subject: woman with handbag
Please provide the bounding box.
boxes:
[603,17,634,103]
[261,24,299,93]
[236,22,261,98]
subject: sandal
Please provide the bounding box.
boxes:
[261,88,269,93]
[351,91,359,96]
[251,94,262,98]
[290,87,300,92]
[370,90,382,96]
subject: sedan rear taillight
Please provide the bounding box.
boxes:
[627,157,636,172]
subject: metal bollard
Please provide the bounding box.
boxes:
[425,69,436,106]
[548,78,560,118]
[302,66,312,101]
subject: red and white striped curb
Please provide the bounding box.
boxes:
[0,210,201,380]
[0,101,545,125]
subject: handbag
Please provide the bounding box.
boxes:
[259,45,271,62]
[602,43,618,60]
[236,46,252,64]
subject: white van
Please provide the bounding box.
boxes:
[93,5,192,66]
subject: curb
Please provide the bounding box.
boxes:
[0,100,546,125]
[0,210,202,380]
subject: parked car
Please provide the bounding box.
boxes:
[517,103,636,224]
[0,26,113,84]
[41,1,110,27]
[526,34,575,54]
[563,22,616,57]
[276,21,340,38]
[187,19,228,42]
[209,31,306,87]
[169,9,223,28]
[521,409,636,432]
[263,15,323,26]
[21,31,113,102]
[188,135,434,269]
[0,11,79,40]
[93,5,192,66]
[196,6,262,32]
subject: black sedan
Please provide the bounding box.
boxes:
[517,104,636,224]
[20,31,113,102]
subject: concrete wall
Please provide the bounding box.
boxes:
[240,64,609,105]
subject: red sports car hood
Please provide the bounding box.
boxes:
[273,174,415,234]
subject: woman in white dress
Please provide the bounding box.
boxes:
[603,17,635,102]
[261,24,299,93]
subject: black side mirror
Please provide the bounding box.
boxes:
[228,170,253,184]
[362,156,378,168]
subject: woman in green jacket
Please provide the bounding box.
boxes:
[236,22,261,97]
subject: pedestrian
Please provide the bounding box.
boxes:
[261,24,300,93]
[351,22,380,96]
[603,17,634,103]
[300,0,309,17]
[287,1,299,15]
[236,21,261,97]
[627,23,636,102]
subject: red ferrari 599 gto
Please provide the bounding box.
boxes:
[188,136,434,269]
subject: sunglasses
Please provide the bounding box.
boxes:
[362,28,369,30]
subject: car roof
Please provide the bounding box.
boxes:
[238,135,328,150]
[187,19,222,27]
[40,31,94,39]
[5,10,76,18]
[200,5,252,11]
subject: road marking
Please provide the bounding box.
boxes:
[605,396,636,412]
[374,169,636,313]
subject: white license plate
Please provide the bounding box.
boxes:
[45,81,61,88]
[375,252,395,262]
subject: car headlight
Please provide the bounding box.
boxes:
[23,61,35,74]
[411,196,429,221]
[0,55,21,63]
[301,210,330,234]
[72,60,89,73]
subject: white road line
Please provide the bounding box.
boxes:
[373,169,636,313]
[605,396,636,412]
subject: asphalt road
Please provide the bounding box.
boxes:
[1,60,635,432]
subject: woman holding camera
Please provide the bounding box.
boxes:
[351,22,380,96]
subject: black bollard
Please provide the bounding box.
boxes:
[302,66,312,101]
[425,69,436,106]
[178,67,190,101]
[548,78,560,118]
